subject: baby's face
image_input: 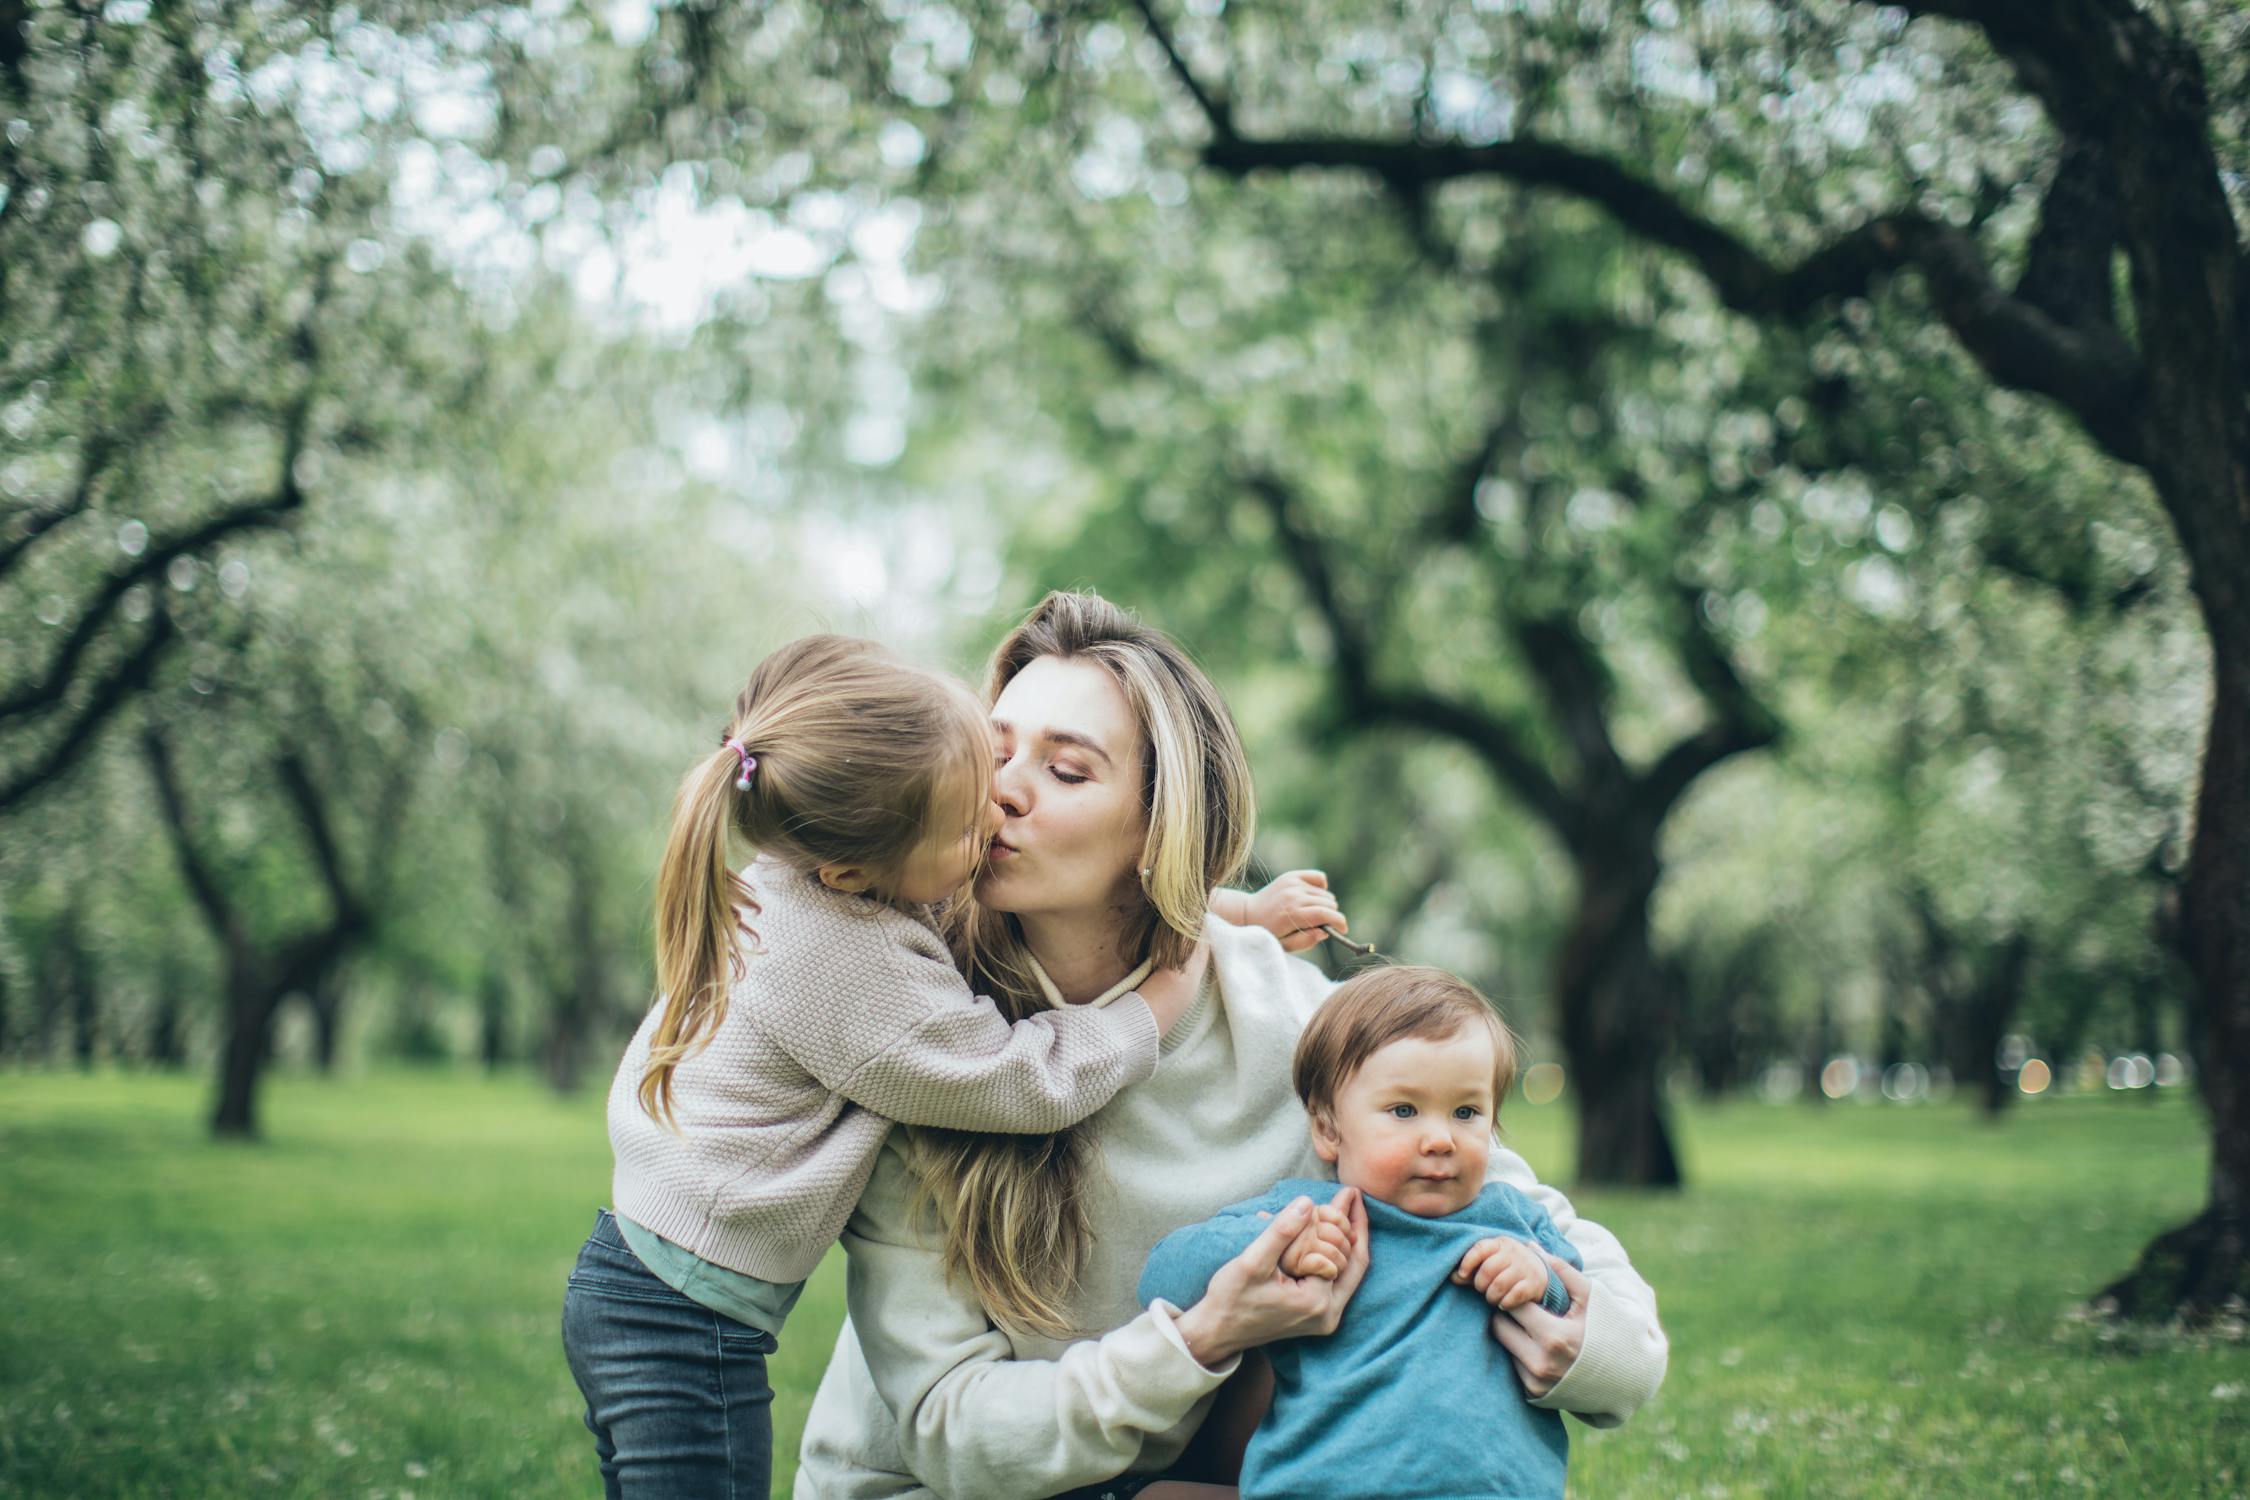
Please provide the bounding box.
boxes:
[1311,1026,1496,1218]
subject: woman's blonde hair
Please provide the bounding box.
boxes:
[913,591,1255,1338]
[644,634,991,1129]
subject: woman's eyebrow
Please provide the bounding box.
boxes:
[990,719,1113,766]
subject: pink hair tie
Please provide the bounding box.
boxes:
[721,735,758,790]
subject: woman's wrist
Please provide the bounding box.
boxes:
[1172,1298,1242,1368]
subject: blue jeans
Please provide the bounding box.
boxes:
[561,1209,779,1499]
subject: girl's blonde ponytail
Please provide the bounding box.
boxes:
[634,634,993,1131]
[642,746,751,1130]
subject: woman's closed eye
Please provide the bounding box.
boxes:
[1050,765,1088,785]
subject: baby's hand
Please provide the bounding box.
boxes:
[1245,871,1348,954]
[1268,1196,1355,1280]
[1452,1236,1551,1311]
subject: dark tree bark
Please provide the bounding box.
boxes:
[147,951,185,1069]
[1556,843,1679,1184]
[146,731,367,1138]
[479,970,511,1072]
[68,920,96,1070]
[307,970,345,1074]
[1136,0,2250,1320]
[1913,890,2031,1117]
[542,847,612,1094]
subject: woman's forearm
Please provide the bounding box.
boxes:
[1482,1145,1668,1423]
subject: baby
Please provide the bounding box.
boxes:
[1138,965,1582,1500]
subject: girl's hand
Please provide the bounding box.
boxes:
[1245,870,1348,954]
[1175,1187,1369,1366]
[1451,1235,1550,1311]
[1487,1254,1592,1398]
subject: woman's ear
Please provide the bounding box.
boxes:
[816,863,875,894]
[1307,1106,1342,1164]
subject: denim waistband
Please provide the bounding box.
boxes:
[591,1205,627,1250]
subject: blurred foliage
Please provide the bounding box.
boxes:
[0,0,2229,1154]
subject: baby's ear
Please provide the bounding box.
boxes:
[1307,1106,1342,1164]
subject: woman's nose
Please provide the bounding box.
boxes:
[992,756,1030,816]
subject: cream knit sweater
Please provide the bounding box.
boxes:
[607,854,1162,1286]
[793,916,1669,1499]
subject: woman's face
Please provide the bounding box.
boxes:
[979,655,1147,921]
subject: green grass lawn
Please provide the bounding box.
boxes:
[1,1070,2243,1499]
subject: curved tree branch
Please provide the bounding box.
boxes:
[1241,465,1573,832]
[1198,132,2144,461]
[0,615,177,813]
[1127,0,1233,139]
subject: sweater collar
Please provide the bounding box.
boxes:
[1023,951,1154,1012]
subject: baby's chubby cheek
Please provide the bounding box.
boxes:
[1338,1138,1427,1204]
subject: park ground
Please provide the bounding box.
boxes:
[1,1071,2245,1499]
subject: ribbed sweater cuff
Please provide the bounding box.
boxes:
[1109,994,1164,1083]
[1125,1304,1251,1403]
[1530,1283,1665,1427]
[1136,1302,1243,1388]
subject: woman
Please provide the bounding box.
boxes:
[795,592,1667,1498]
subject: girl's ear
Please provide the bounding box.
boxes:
[1307,1107,1342,1164]
[817,863,875,894]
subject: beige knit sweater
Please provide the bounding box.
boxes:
[794,916,1669,1499]
[607,854,1162,1286]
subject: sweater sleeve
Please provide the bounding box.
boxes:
[841,1134,1236,1499]
[1135,1194,1288,1311]
[1482,1141,1669,1428]
[766,933,1163,1134]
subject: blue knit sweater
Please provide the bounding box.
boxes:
[1138,1177,1583,1500]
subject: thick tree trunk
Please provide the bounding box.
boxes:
[1970,936,2031,1118]
[210,974,274,1138]
[479,971,510,1072]
[2104,638,2250,1318]
[1555,853,1681,1187]
[148,952,185,1068]
[69,931,97,1071]
[308,972,344,1074]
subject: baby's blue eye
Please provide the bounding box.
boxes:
[1454,1106,1481,1121]
[1388,1104,1416,1119]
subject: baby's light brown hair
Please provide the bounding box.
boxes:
[1292,965,1522,1126]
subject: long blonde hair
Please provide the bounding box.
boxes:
[914,592,1255,1337]
[645,634,990,1129]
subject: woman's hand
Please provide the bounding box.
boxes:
[1243,871,1349,954]
[1275,1197,1355,1280]
[1173,1187,1369,1367]
[1488,1253,1591,1397]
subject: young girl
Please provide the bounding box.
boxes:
[561,634,1307,1498]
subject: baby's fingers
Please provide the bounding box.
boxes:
[1494,1271,1546,1310]
[1452,1237,1503,1284]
